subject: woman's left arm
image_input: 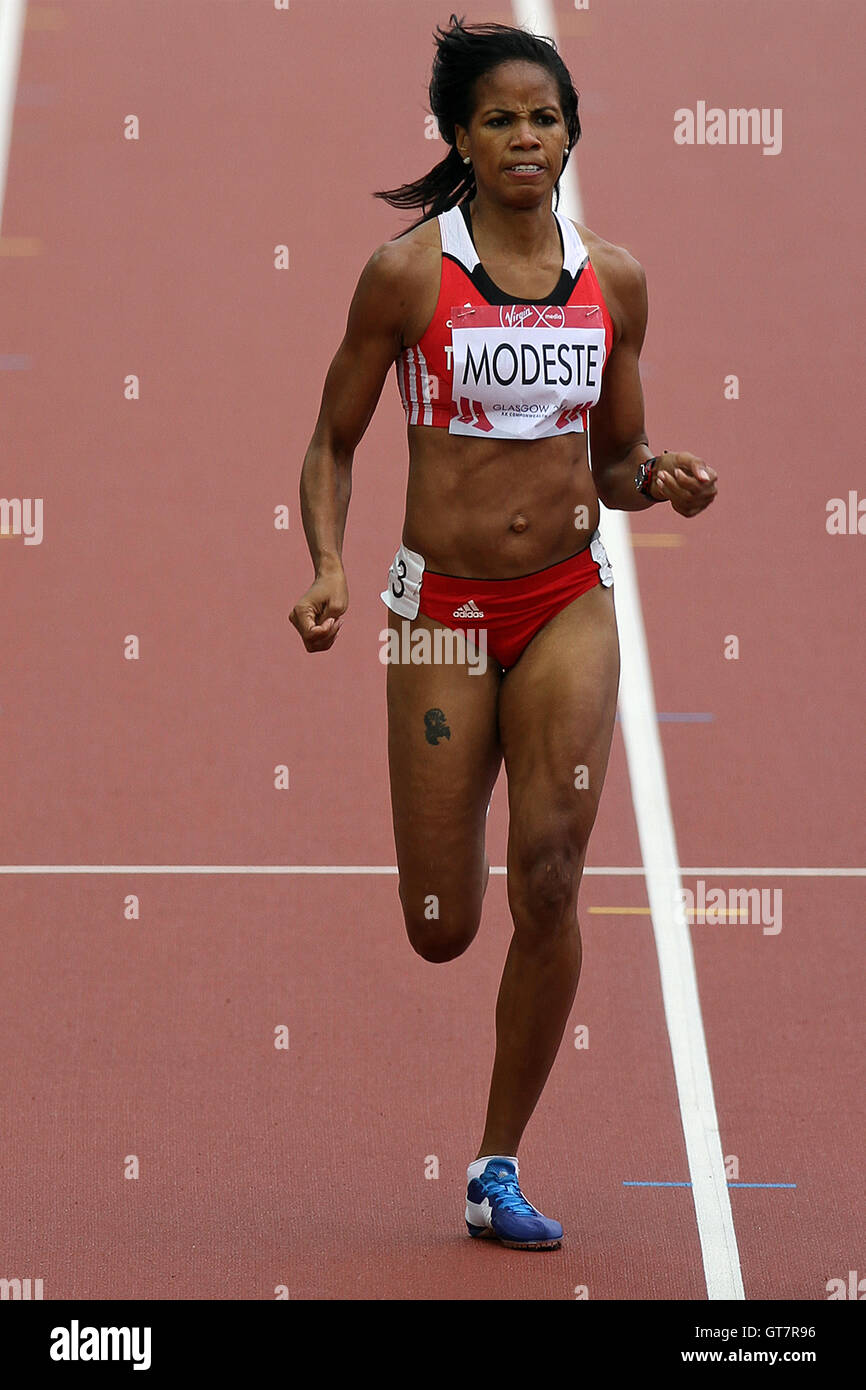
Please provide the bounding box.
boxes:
[588,247,717,518]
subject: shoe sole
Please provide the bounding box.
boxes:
[466,1220,562,1250]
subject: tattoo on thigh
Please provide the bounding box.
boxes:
[423,708,451,746]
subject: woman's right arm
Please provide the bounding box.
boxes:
[290,241,414,652]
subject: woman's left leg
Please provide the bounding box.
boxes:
[475,580,620,1159]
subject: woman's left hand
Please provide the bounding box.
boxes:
[651,452,718,517]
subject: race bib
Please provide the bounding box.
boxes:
[449,303,607,440]
[590,528,614,588]
[380,543,425,619]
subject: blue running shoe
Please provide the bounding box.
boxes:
[465,1159,563,1249]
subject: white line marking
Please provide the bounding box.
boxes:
[0,0,27,234]
[0,865,861,876]
[0,865,403,875]
[668,868,865,878]
[511,0,744,1300]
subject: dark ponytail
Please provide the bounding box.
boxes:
[374,13,581,232]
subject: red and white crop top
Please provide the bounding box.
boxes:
[395,200,614,441]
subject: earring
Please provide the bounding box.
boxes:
[462,155,471,164]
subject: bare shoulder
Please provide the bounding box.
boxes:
[570,221,647,338]
[574,221,646,292]
[358,217,440,302]
[350,218,441,345]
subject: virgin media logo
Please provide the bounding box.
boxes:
[498,305,565,329]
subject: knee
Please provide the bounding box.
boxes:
[510,840,582,939]
[410,930,475,964]
[528,850,578,923]
[400,889,481,963]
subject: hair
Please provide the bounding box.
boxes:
[374,13,581,231]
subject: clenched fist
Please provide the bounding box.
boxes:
[651,452,718,517]
[289,568,348,652]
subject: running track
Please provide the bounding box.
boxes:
[1,0,863,1301]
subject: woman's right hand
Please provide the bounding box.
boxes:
[289,569,348,652]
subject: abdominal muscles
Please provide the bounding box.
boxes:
[402,428,600,579]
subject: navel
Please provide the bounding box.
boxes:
[509,515,529,534]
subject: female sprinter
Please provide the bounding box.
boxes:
[290,16,717,1250]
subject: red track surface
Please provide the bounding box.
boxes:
[1,0,863,1300]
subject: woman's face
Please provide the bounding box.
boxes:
[455,60,568,205]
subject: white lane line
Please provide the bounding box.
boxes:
[0,865,861,876]
[674,868,865,878]
[0,865,403,875]
[601,514,744,1300]
[511,0,743,1300]
[0,0,27,233]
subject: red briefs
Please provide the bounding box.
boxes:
[381,529,614,670]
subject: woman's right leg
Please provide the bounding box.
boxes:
[386,613,503,962]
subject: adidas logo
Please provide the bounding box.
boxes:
[452,599,485,619]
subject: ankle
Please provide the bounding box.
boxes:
[475,1144,520,1163]
[469,1152,519,1178]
